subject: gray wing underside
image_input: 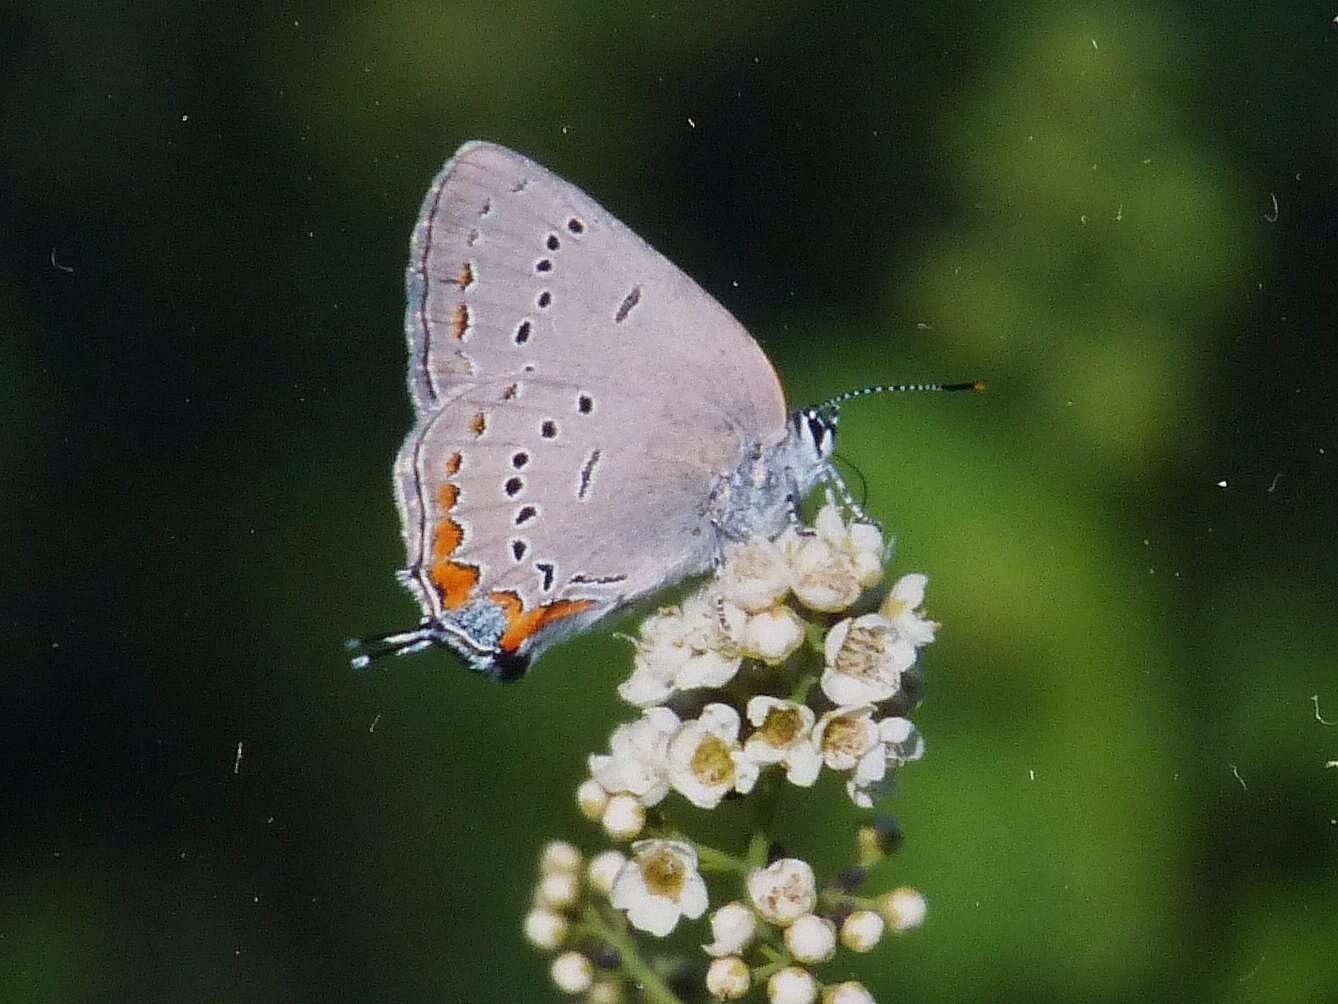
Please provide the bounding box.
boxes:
[395,377,734,619]
[403,141,786,430]
[396,142,789,618]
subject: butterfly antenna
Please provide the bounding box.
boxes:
[821,381,985,413]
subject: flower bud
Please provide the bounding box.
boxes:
[705,956,751,1000]
[839,910,884,952]
[783,914,837,964]
[767,965,818,1004]
[550,951,593,994]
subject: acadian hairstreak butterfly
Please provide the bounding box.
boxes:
[352,142,978,681]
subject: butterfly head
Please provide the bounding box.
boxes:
[791,406,839,472]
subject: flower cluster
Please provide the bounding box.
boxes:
[526,503,939,1002]
[524,834,928,1003]
[587,505,932,832]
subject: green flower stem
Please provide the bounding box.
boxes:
[746,831,769,870]
[757,941,789,965]
[582,904,685,1004]
[752,950,791,983]
[690,840,752,876]
[787,671,818,704]
[803,619,827,655]
[819,888,875,911]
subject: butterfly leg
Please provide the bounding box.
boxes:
[821,467,882,531]
[783,489,818,537]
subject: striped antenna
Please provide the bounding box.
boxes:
[820,381,984,412]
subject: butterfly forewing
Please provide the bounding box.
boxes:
[395,142,790,663]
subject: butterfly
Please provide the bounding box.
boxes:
[352,142,976,681]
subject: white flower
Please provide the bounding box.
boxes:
[747,858,817,926]
[739,605,806,664]
[879,886,927,932]
[812,705,883,773]
[540,840,582,875]
[878,573,938,647]
[610,840,709,936]
[586,849,627,896]
[815,504,885,583]
[880,715,926,765]
[588,706,680,805]
[781,504,885,612]
[536,870,580,910]
[845,716,926,809]
[550,951,593,994]
[822,981,876,1004]
[667,703,759,809]
[523,907,568,950]
[839,910,884,952]
[821,614,916,705]
[767,965,819,1004]
[601,793,647,841]
[701,901,757,957]
[784,529,863,612]
[846,529,885,586]
[618,595,742,706]
[718,536,791,612]
[743,697,822,786]
[784,914,837,964]
[705,956,751,1000]
[576,778,611,821]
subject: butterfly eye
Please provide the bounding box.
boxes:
[801,410,836,458]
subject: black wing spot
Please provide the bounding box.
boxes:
[535,562,555,591]
[577,394,593,414]
[567,217,585,234]
[578,449,601,499]
[570,573,629,585]
[614,286,641,323]
[511,539,528,561]
[546,234,560,251]
[511,177,529,193]
[512,451,530,469]
[505,476,524,497]
[541,420,558,439]
[515,320,532,344]
[515,505,538,526]
[535,258,552,273]
[537,290,552,309]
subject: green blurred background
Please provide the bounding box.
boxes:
[5,2,1336,1001]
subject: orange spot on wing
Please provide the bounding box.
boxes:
[432,560,478,610]
[458,262,474,289]
[489,591,597,654]
[445,452,462,475]
[452,303,470,339]
[429,482,476,609]
[469,412,487,437]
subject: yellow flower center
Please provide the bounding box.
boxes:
[822,716,869,757]
[691,735,737,787]
[761,707,803,748]
[640,849,686,900]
